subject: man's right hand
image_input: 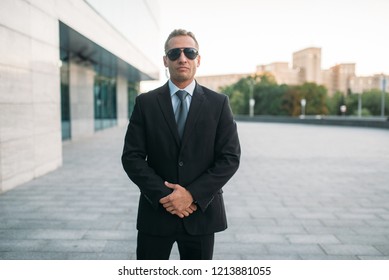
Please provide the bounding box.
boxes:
[160,182,198,218]
[178,202,198,218]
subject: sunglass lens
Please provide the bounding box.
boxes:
[167,48,198,60]
[184,48,198,59]
[167,48,181,60]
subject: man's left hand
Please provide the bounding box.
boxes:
[159,181,197,218]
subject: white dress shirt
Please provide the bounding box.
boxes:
[168,79,195,115]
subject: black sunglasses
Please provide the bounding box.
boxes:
[166,48,199,61]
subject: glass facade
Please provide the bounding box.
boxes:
[58,20,155,141]
[94,75,117,131]
[127,82,139,118]
[60,51,71,140]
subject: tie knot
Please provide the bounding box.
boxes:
[176,90,188,102]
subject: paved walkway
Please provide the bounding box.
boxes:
[1,122,389,260]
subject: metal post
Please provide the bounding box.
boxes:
[358,93,362,117]
[300,98,306,118]
[249,77,255,117]
[340,105,347,116]
[381,74,386,117]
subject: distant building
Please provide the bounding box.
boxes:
[196,73,251,91]
[0,0,160,192]
[349,74,389,94]
[326,63,356,95]
[256,62,299,85]
[257,47,322,87]
[198,46,388,98]
[292,47,322,85]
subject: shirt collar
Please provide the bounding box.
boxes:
[168,80,196,97]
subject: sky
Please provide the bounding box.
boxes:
[156,0,389,78]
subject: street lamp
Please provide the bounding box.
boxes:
[249,98,255,117]
[300,98,306,118]
[249,76,255,117]
[381,74,387,117]
[340,105,347,116]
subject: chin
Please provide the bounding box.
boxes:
[174,74,191,82]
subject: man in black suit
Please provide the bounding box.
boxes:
[121,29,240,260]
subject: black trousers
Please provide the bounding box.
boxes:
[136,222,215,260]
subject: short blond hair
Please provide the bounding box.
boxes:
[164,29,199,52]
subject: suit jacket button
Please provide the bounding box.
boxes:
[178,161,184,167]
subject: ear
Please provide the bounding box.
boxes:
[163,56,168,67]
[196,54,201,67]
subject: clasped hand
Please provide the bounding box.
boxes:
[159,181,197,218]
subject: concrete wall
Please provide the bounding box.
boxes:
[0,0,62,192]
[117,75,129,127]
[69,63,95,140]
[0,0,159,192]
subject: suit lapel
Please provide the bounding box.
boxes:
[181,83,205,147]
[156,83,181,146]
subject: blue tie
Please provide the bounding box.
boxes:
[175,90,189,139]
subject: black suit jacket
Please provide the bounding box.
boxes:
[121,82,240,236]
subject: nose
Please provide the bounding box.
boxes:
[177,50,188,62]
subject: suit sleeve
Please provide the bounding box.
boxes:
[121,96,171,209]
[185,95,241,211]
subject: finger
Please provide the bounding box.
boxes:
[176,212,184,218]
[189,204,197,211]
[161,202,173,209]
[164,181,176,189]
[159,196,171,204]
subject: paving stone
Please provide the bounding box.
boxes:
[304,226,356,235]
[103,240,135,253]
[0,122,388,260]
[358,255,389,260]
[66,252,133,260]
[375,245,389,255]
[321,244,383,256]
[43,240,107,253]
[0,240,49,252]
[286,234,341,244]
[300,255,359,260]
[256,225,307,234]
[83,230,133,241]
[335,234,389,245]
[0,251,69,260]
[266,244,325,255]
[236,233,288,244]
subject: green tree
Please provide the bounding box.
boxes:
[252,75,289,115]
[221,76,252,115]
[345,93,358,116]
[326,91,347,115]
[284,83,328,116]
[362,89,389,116]
[299,83,328,115]
[282,86,300,116]
[229,90,246,115]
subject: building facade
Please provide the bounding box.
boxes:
[198,46,388,97]
[349,74,389,94]
[0,0,159,192]
[326,63,356,95]
[292,47,322,85]
[256,62,299,85]
[195,73,251,92]
[257,48,322,86]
